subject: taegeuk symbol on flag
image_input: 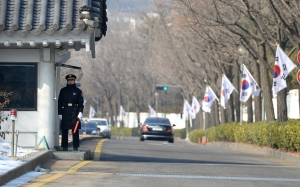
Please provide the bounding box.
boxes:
[239,65,261,103]
[190,96,201,119]
[202,86,219,113]
[183,99,192,120]
[272,45,296,97]
[220,74,237,109]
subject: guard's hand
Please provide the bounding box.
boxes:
[58,115,62,120]
[78,112,83,120]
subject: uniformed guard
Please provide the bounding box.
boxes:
[58,74,84,151]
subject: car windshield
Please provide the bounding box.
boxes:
[144,118,171,125]
[84,122,97,128]
[93,120,107,126]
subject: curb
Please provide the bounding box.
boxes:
[0,136,102,186]
[68,135,102,147]
[0,150,53,186]
[211,142,300,164]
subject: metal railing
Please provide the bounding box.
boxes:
[0,131,38,156]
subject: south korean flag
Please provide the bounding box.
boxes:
[240,65,261,103]
[272,45,296,97]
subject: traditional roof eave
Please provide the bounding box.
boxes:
[0,0,107,58]
[0,30,96,56]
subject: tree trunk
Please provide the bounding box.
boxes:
[205,112,210,129]
[259,44,275,121]
[192,119,196,130]
[105,96,114,126]
[198,108,204,129]
[210,107,215,127]
[277,89,288,122]
[228,96,234,122]
[253,60,262,122]
[247,96,253,123]
[220,106,226,124]
[133,89,141,125]
[227,93,235,122]
[136,106,141,125]
[193,110,201,129]
[209,102,217,127]
[114,97,119,127]
[275,28,289,122]
[214,102,220,126]
[233,62,241,122]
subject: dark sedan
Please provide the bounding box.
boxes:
[139,117,176,143]
[79,121,98,135]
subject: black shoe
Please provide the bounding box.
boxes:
[73,147,78,151]
[62,147,68,151]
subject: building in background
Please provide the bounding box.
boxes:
[0,1,108,148]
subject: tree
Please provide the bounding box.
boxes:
[0,92,12,140]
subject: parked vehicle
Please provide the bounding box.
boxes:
[79,121,98,135]
[139,117,176,143]
[89,118,111,139]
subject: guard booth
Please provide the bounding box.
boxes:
[0,0,107,148]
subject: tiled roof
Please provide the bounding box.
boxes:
[0,0,107,38]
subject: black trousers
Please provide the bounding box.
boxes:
[61,128,79,148]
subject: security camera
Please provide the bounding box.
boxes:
[58,49,67,57]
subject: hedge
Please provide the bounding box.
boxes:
[196,119,300,152]
[110,119,300,152]
[111,127,140,136]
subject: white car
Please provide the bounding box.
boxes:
[89,118,111,139]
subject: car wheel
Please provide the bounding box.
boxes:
[168,139,174,143]
[140,137,144,141]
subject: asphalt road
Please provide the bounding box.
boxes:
[22,136,300,187]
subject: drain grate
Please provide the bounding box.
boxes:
[116,173,300,182]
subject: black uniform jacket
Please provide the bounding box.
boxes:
[58,84,84,130]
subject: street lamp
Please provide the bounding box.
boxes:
[203,78,207,131]
[127,95,129,127]
[238,45,246,125]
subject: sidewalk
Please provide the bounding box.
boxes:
[0,134,100,186]
[210,142,300,165]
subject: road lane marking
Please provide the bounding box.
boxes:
[27,139,107,186]
[146,142,183,147]
[26,161,91,187]
[93,139,107,161]
[116,173,300,182]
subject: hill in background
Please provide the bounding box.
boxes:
[107,0,154,14]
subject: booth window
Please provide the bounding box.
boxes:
[0,63,37,111]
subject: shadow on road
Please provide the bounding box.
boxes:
[99,152,268,166]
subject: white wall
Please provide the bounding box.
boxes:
[0,48,58,148]
[0,111,39,147]
[241,89,300,121]
[286,89,299,119]
[273,89,299,119]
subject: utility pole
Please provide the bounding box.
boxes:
[155,84,183,117]
[127,95,129,127]
[164,91,166,117]
[155,92,158,117]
